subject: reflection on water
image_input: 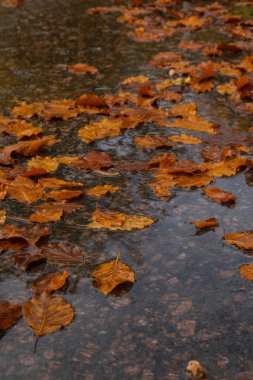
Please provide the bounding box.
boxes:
[0,1,253,379]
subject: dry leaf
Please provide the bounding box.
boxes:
[240,264,253,281]
[85,185,119,196]
[87,209,155,230]
[224,231,253,250]
[0,301,21,330]
[204,187,236,204]
[7,176,44,204]
[70,151,113,170]
[92,255,135,294]
[23,294,74,336]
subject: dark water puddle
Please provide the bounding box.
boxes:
[0,1,253,379]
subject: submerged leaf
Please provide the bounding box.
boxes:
[0,301,21,330]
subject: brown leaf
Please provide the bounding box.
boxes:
[87,209,155,230]
[70,151,113,170]
[224,231,253,250]
[23,294,74,336]
[32,271,70,295]
[0,210,6,225]
[240,264,253,281]
[75,94,107,108]
[0,301,21,330]
[42,243,85,264]
[28,156,78,173]
[92,255,135,294]
[0,224,49,246]
[169,134,202,144]
[85,185,120,196]
[134,135,175,149]
[65,63,98,74]
[7,176,44,204]
[192,217,218,229]
[13,246,45,269]
[0,184,8,200]
[204,187,236,204]
[29,208,63,223]
[2,0,24,7]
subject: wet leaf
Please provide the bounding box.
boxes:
[45,189,84,201]
[224,231,253,250]
[240,264,253,281]
[65,63,98,74]
[32,271,70,295]
[75,93,107,108]
[2,0,24,7]
[0,184,8,200]
[70,151,113,170]
[38,178,83,189]
[204,187,237,204]
[23,294,74,336]
[0,210,6,224]
[13,246,45,269]
[192,217,218,229]
[134,135,175,149]
[169,134,202,144]
[0,301,21,330]
[42,243,85,264]
[87,209,155,230]
[29,208,63,223]
[92,255,135,294]
[85,185,119,197]
[7,176,44,204]
[28,156,78,173]
[0,224,49,246]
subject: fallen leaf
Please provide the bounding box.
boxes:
[0,301,21,330]
[75,94,107,107]
[13,246,45,268]
[32,271,70,295]
[45,189,84,201]
[42,243,85,264]
[70,151,113,170]
[87,209,155,230]
[28,156,78,173]
[169,134,202,144]
[134,135,175,148]
[23,294,74,336]
[224,231,253,250]
[0,224,49,246]
[186,360,205,378]
[7,176,44,204]
[38,178,83,189]
[192,217,218,229]
[29,208,63,223]
[204,187,236,204]
[0,210,6,224]
[85,185,119,196]
[240,264,253,281]
[65,63,98,74]
[2,0,24,7]
[92,255,135,294]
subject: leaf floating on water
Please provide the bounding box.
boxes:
[134,135,175,149]
[169,134,202,145]
[38,177,83,189]
[85,185,120,197]
[23,295,74,337]
[7,176,45,204]
[0,301,21,330]
[240,264,253,281]
[192,217,218,230]
[87,209,155,230]
[204,187,237,204]
[65,63,98,75]
[13,246,45,269]
[45,189,84,201]
[32,271,70,295]
[92,255,135,294]
[224,231,253,250]
[28,156,78,173]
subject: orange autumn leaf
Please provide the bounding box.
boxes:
[78,118,121,143]
[87,209,155,230]
[224,231,253,250]
[32,271,70,295]
[192,217,218,229]
[206,156,248,177]
[70,151,113,171]
[169,134,202,144]
[240,264,253,282]
[75,94,107,108]
[162,118,218,134]
[7,176,44,204]
[28,156,78,173]
[29,208,63,223]
[85,185,119,196]
[38,178,83,189]
[45,189,84,201]
[0,210,7,224]
[0,184,8,200]
[122,75,150,85]
[2,0,24,7]
[134,135,175,148]
[0,301,21,330]
[204,187,236,204]
[23,295,74,337]
[92,255,135,294]
[0,117,42,139]
[65,63,98,74]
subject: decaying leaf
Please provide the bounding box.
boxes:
[28,156,78,173]
[192,217,218,229]
[42,243,85,264]
[240,264,253,281]
[92,255,135,294]
[134,135,175,149]
[0,301,21,330]
[224,231,253,250]
[70,151,113,171]
[0,224,49,246]
[13,246,45,269]
[87,209,155,230]
[204,187,236,204]
[85,185,119,196]
[32,271,70,295]
[45,189,84,201]
[23,294,74,336]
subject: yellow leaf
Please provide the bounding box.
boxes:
[224,231,253,250]
[240,264,253,282]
